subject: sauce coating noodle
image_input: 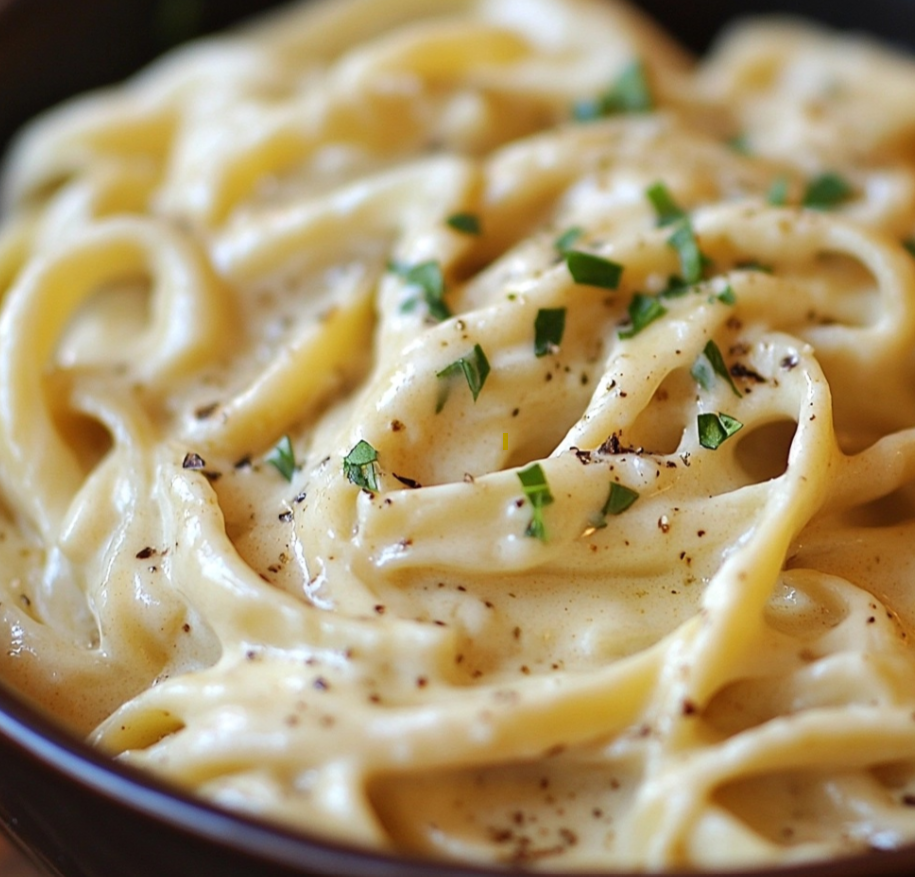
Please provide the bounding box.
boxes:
[3,0,915,869]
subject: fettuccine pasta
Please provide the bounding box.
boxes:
[3,0,915,869]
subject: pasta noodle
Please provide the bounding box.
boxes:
[3,0,915,869]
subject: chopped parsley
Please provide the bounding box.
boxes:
[266,435,296,481]
[573,60,653,121]
[658,274,691,299]
[534,308,567,357]
[446,212,482,235]
[591,482,639,529]
[697,412,743,449]
[389,259,451,321]
[554,226,584,255]
[727,134,751,155]
[565,250,624,290]
[436,343,491,412]
[619,293,666,339]
[903,238,915,258]
[802,172,853,210]
[343,440,379,490]
[766,176,790,206]
[667,219,708,285]
[646,181,686,227]
[717,284,737,305]
[517,463,554,542]
[735,260,773,274]
[691,341,741,398]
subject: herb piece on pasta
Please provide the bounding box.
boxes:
[554,226,584,255]
[517,463,555,542]
[267,435,296,481]
[667,220,708,285]
[698,412,743,449]
[766,175,790,206]
[590,482,640,529]
[619,293,666,339]
[691,341,741,398]
[389,259,451,321]
[534,308,566,357]
[573,59,652,120]
[446,212,481,235]
[436,344,491,412]
[565,251,623,289]
[646,181,686,227]
[343,440,379,491]
[802,172,853,210]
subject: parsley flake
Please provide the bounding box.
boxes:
[727,134,751,155]
[343,440,379,490]
[436,344,491,412]
[517,463,554,542]
[446,212,481,235]
[802,172,853,210]
[534,308,567,357]
[604,482,640,515]
[697,412,743,450]
[717,284,737,305]
[619,293,666,339]
[766,176,790,206]
[267,435,296,482]
[659,274,691,299]
[554,226,584,255]
[646,181,686,227]
[591,482,640,529]
[667,219,708,285]
[903,239,915,258]
[390,259,451,321]
[691,341,741,398]
[565,250,624,290]
[573,60,653,121]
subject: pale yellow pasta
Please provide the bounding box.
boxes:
[2,0,915,870]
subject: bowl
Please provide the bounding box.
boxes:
[2,1,915,876]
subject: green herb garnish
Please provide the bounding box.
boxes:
[766,176,790,206]
[691,341,741,398]
[659,274,691,298]
[446,212,482,235]
[727,134,751,155]
[717,284,737,305]
[667,220,708,285]
[697,412,743,450]
[517,463,555,542]
[266,435,296,482]
[534,308,567,357]
[646,181,686,227]
[390,259,451,321]
[436,343,491,412]
[619,293,666,339]
[903,238,915,258]
[591,482,640,529]
[565,250,624,290]
[343,440,379,490]
[573,60,653,121]
[554,226,584,255]
[802,172,853,210]
[735,260,773,274]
